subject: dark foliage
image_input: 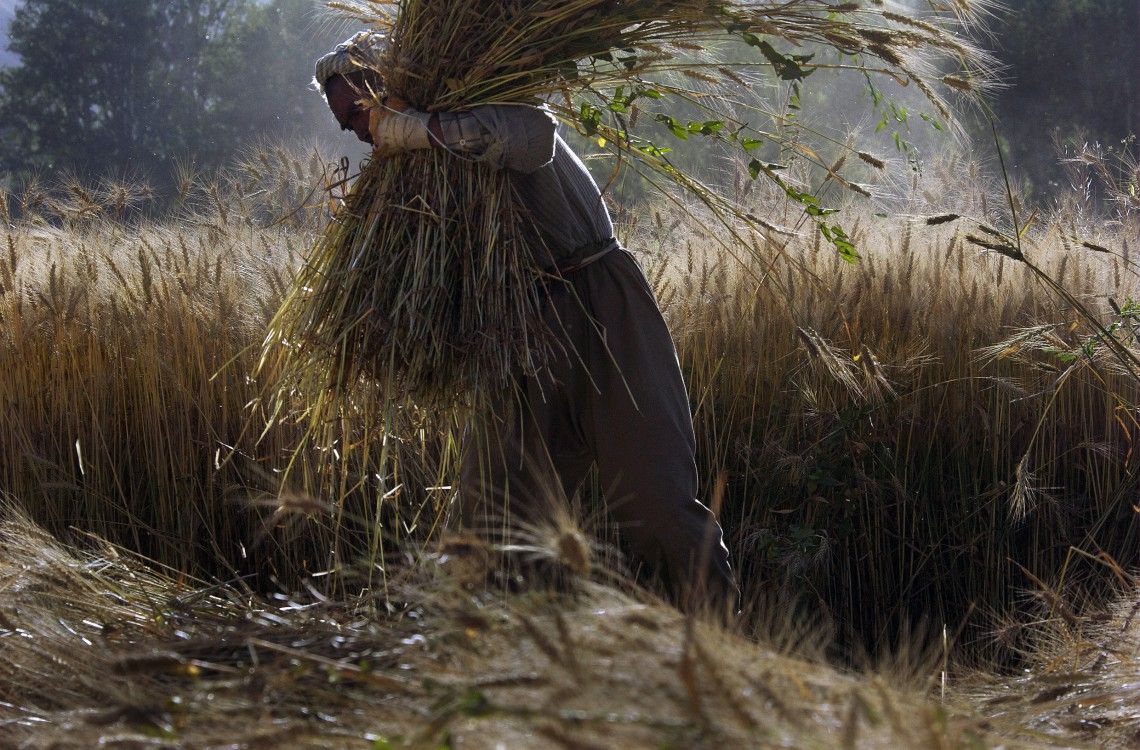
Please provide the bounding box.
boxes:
[987,0,1139,200]
[0,0,341,192]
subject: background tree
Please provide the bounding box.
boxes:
[986,0,1138,200]
[0,0,229,180]
[199,0,345,165]
[3,0,1135,208]
[0,0,341,190]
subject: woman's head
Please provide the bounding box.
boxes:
[325,72,374,144]
[313,30,389,95]
[314,31,389,144]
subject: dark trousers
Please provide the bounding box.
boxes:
[459,248,736,611]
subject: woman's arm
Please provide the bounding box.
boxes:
[370,102,557,174]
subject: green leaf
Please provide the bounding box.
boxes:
[821,224,859,263]
[748,159,787,181]
[920,112,945,131]
[655,114,689,140]
[741,137,763,151]
[1046,347,1079,364]
[458,689,491,717]
[579,103,602,136]
[636,143,673,157]
[744,37,816,82]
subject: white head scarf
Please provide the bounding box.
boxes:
[313,30,390,95]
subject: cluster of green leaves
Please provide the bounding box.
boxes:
[1046,298,1140,366]
[576,30,864,263]
[863,73,944,160]
[743,34,814,82]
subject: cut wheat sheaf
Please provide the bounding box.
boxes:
[262,0,993,422]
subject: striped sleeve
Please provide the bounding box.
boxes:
[436,104,557,174]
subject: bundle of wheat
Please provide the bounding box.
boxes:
[262,0,992,417]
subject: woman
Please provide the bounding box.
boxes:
[315,32,736,613]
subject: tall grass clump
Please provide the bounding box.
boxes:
[637,171,1140,662]
[0,159,458,590]
[4,139,1138,663]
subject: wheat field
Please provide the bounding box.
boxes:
[1,150,1138,746]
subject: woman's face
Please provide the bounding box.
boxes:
[326,75,373,145]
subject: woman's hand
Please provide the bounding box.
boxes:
[369,96,423,156]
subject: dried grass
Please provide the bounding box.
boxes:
[2,142,1137,670]
[634,184,1140,663]
[0,506,1088,749]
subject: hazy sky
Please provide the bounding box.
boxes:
[0,0,18,67]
